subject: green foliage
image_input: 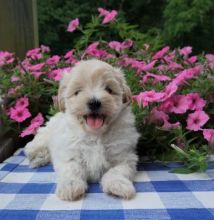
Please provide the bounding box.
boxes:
[171,144,208,173]
[163,0,214,53]
[37,0,214,54]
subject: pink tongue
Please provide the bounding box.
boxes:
[87,116,104,129]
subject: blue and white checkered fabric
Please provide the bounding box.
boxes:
[0,149,214,220]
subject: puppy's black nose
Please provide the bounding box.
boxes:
[88,98,101,112]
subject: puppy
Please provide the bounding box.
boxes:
[25,59,140,200]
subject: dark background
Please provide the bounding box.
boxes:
[37,0,214,54]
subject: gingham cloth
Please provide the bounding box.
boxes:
[0,149,214,220]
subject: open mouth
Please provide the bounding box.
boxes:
[84,113,105,129]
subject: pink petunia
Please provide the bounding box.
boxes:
[186,110,209,131]
[98,7,109,16]
[149,108,180,130]
[140,60,157,72]
[67,18,79,32]
[173,65,202,86]
[48,69,63,81]
[20,113,44,138]
[133,90,165,107]
[11,76,20,82]
[41,45,50,53]
[26,48,42,60]
[179,46,192,57]
[186,93,206,110]
[46,55,60,65]
[102,10,117,24]
[142,72,171,84]
[108,41,122,52]
[121,39,133,49]
[10,107,31,123]
[166,95,191,114]
[168,62,183,71]
[206,54,214,68]
[15,97,29,109]
[85,42,113,59]
[152,46,170,60]
[64,50,77,64]
[0,51,14,66]
[202,129,214,143]
[31,71,44,78]
[161,82,178,101]
[64,50,74,59]
[31,113,44,126]
[187,56,197,64]
[28,63,45,71]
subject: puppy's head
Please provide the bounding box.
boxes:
[58,59,131,134]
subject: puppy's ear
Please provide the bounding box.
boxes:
[57,73,69,112]
[122,84,132,104]
[114,68,132,105]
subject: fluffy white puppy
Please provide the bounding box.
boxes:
[25,59,140,201]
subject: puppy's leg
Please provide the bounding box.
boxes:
[24,127,51,168]
[55,161,87,201]
[101,154,137,199]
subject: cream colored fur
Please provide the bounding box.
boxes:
[25,59,140,201]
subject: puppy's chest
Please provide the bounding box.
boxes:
[80,139,109,181]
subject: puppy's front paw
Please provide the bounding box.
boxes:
[102,177,136,199]
[25,143,50,168]
[56,179,87,201]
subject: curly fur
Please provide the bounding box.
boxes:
[25,59,140,201]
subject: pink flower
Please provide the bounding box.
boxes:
[46,55,60,65]
[161,82,178,100]
[166,95,191,114]
[31,71,44,78]
[108,41,122,52]
[31,113,44,126]
[98,7,109,16]
[48,69,63,81]
[121,39,133,49]
[26,48,42,60]
[85,42,113,59]
[20,113,44,138]
[152,46,170,60]
[15,97,29,109]
[0,51,14,66]
[142,72,171,84]
[168,62,183,71]
[186,93,206,110]
[186,110,209,131]
[206,54,214,62]
[11,76,20,82]
[64,50,77,64]
[173,65,202,85]
[140,60,157,72]
[64,50,74,59]
[206,54,214,68]
[202,129,214,143]
[41,45,50,53]
[67,18,79,32]
[102,10,117,24]
[179,46,192,57]
[28,63,45,71]
[187,56,197,63]
[10,107,31,123]
[149,108,180,130]
[20,124,37,137]
[133,90,165,107]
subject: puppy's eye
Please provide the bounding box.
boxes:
[74,90,81,96]
[105,86,113,94]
